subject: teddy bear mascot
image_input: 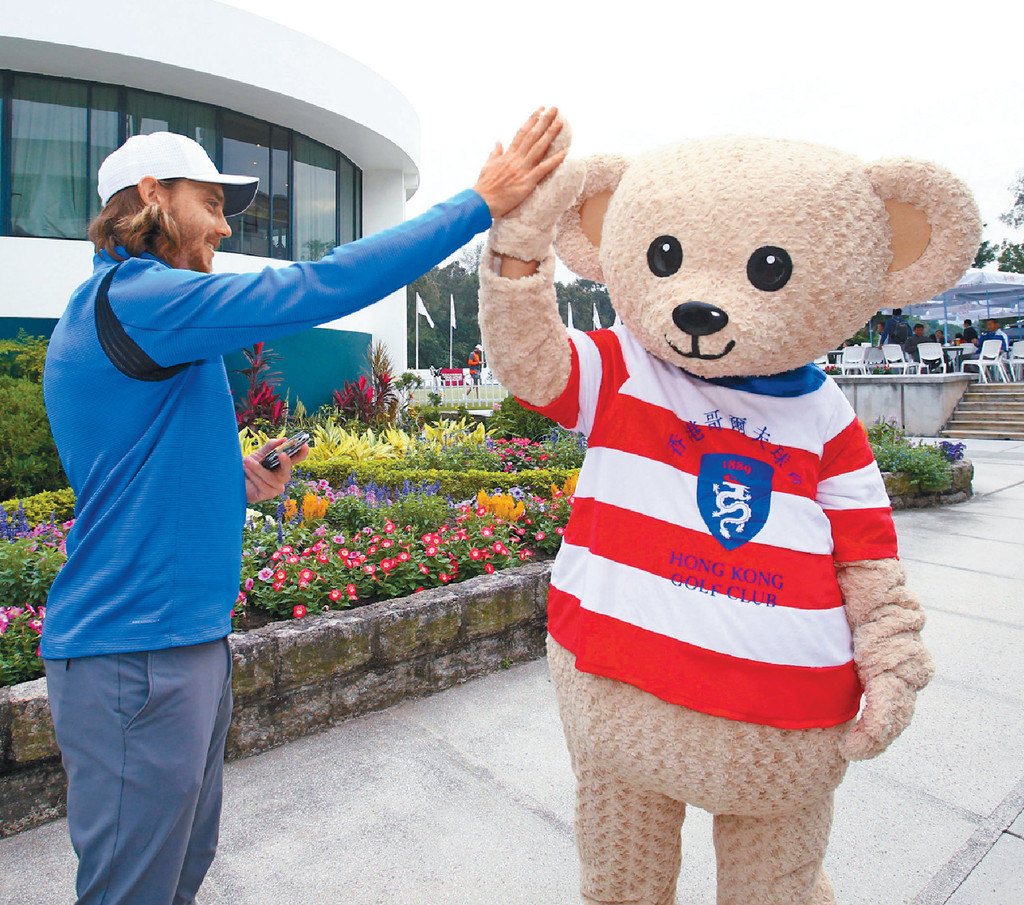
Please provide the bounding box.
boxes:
[477,121,980,905]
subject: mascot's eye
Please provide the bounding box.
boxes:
[647,235,683,277]
[746,246,793,292]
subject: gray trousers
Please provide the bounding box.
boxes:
[45,638,233,905]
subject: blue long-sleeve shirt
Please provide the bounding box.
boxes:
[41,189,491,658]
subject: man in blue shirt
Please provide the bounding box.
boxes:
[43,109,566,905]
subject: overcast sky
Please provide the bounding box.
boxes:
[224,0,1024,253]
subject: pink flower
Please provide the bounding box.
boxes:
[425,545,438,557]
[364,564,376,575]
[418,564,430,576]
[329,589,343,602]
[272,582,283,592]
[382,539,393,548]
[484,563,495,574]
[293,605,307,619]
[271,551,282,561]
[258,568,274,582]
[345,583,358,598]
[535,531,546,541]
[480,526,493,538]
[398,552,411,562]
[281,545,294,553]
[383,520,396,533]
[286,555,299,564]
[300,568,315,582]
[244,578,254,591]
[470,548,483,560]
[332,535,346,545]
[367,545,378,555]
[492,542,508,555]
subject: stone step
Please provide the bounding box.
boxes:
[953,406,1024,420]
[940,427,1024,440]
[945,418,1024,432]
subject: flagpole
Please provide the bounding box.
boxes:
[415,299,420,370]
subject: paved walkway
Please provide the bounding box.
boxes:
[2,440,1022,905]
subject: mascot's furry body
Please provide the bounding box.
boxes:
[478,130,980,904]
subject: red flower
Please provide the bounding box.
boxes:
[418,564,430,575]
[293,605,307,619]
[300,568,315,582]
[484,563,495,574]
[329,589,343,601]
[439,572,451,583]
[425,545,438,557]
[274,570,287,582]
[383,520,396,533]
[398,552,411,562]
[470,548,483,560]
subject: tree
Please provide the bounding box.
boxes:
[997,241,1024,274]
[974,229,998,269]
[1001,172,1024,230]
[555,279,614,329]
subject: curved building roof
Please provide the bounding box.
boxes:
[0,0,422,196]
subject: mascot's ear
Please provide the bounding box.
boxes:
[868,158,982,307]
[554,154,630,282]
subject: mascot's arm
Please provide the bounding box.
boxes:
[478,128,585,407]
[836,558,935,761]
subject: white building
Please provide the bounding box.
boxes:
[0,0,421,408]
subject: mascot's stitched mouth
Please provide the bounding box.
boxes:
[666,334,736,361]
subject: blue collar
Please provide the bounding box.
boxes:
[95,248,167,268]
[696,364,827,398]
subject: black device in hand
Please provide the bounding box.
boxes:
[260,431,310,470]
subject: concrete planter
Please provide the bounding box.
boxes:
[0,562,552,838]
[884,459,974,509]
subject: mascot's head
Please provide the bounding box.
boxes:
[554,136,980,377]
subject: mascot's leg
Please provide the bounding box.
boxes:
[550,637,688,905]
[712,793,837,905]
[575,760,687,905]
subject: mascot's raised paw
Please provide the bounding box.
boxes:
[478,127,980,905]
[488,120,586,264]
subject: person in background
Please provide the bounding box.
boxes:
[903,323,939,371]
[880,308,910,347]
[978,318,1010,354]
[42,108,566,905]
[466,343,483,398]
[962,318,979,348]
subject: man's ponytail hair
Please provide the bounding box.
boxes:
[88,179,183,264]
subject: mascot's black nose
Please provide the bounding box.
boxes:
[672,302,729,337]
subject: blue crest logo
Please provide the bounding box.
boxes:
[696,454,773,550]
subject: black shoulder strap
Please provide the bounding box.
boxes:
[94,263,192,382]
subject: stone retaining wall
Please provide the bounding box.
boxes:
[884,459,974,509]
[0,562,552,838]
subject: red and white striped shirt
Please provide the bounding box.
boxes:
[529,326,897,730]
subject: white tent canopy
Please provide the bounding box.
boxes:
[895,269,1024,323]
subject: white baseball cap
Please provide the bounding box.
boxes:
[97,132,259,216]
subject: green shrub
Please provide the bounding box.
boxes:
[867,419,953,492]
[0,537,67,687]
[304,460,578,501]
[0,377,67,500]
[488,395,558,440]
[2,487,76,525]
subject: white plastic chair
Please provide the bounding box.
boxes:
[961,339,1008,383]
[839,346,866,375]
[812,355,828,368]
[880,344,915,374]
[916,343,947,375]
[1008,340,1024,381]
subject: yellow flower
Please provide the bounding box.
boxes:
[302,493,329,522]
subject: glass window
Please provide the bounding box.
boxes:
[10,75,89,239]
[338,156,357,246]
[220,112,270,256]
[270,126,290,259]
[293,134,337,261]
[125,90,216,157]
[1,75,362,258]
[88,85,119,221]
